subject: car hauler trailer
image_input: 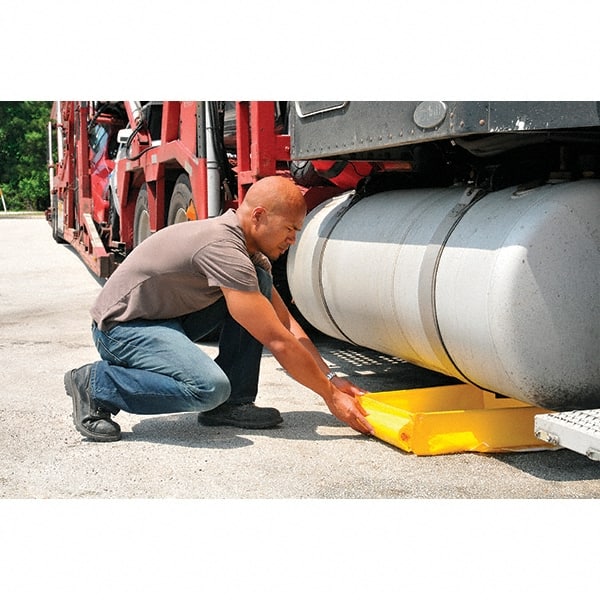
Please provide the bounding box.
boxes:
[47,101,600,456]
[47,101,291,277]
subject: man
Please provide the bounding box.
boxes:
[64,176,374,442]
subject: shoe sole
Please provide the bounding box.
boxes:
[198,415,283,430]
[64,371,122,442]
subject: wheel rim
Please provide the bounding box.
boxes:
[136,210,151,245]
[172,206,189,224]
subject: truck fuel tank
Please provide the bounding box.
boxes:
[287,180,600,410]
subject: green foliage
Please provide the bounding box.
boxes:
[0,101,52,211]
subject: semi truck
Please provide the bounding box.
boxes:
[46,101,600,458]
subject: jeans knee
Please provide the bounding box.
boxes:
[214,373,232,405]
[188,371,231,411]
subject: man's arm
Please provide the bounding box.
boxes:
[270,287,368,399]
[221,287,373,435]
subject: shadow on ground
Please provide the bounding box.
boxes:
[127,409,362,449]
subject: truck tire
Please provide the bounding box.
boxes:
[290,160,328,187]
[133,185,152,247]
[167,174,193,225]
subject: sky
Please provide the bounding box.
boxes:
[2,0,596,100]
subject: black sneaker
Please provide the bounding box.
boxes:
[198,403,283,429]
[64,364,122,442]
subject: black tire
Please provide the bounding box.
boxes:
[167,174,193,226]
[133,185,152,247]
[290,160,328,187]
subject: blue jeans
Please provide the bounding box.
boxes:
[89,267,272,415]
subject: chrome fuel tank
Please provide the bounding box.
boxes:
[287,180,600,409]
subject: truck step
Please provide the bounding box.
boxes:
[534,410,600,461]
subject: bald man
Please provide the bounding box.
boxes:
[64,176,373,442]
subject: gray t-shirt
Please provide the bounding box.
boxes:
[91,209,271,331]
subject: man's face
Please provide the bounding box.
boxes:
[253,207,305,260]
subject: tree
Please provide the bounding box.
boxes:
[0,101,52,211]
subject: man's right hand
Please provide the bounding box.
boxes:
[325,386,374,435]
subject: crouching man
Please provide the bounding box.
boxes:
[64,176,373,441]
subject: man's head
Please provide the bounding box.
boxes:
[237,176,307,260]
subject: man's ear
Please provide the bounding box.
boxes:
[251,206,267,224]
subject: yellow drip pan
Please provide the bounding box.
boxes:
[359,384,554,456]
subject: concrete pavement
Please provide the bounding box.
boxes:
[1,215,599,499]
[2,214,599,599]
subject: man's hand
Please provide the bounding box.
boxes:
[325,386,374,435]
[330,375,367,398]
[329,375,374,435]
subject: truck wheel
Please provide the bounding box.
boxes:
[133,185,152,247]
[167,174,194,225]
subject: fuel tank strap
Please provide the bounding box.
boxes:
[417,187,487,385]
[316,192,363,345]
